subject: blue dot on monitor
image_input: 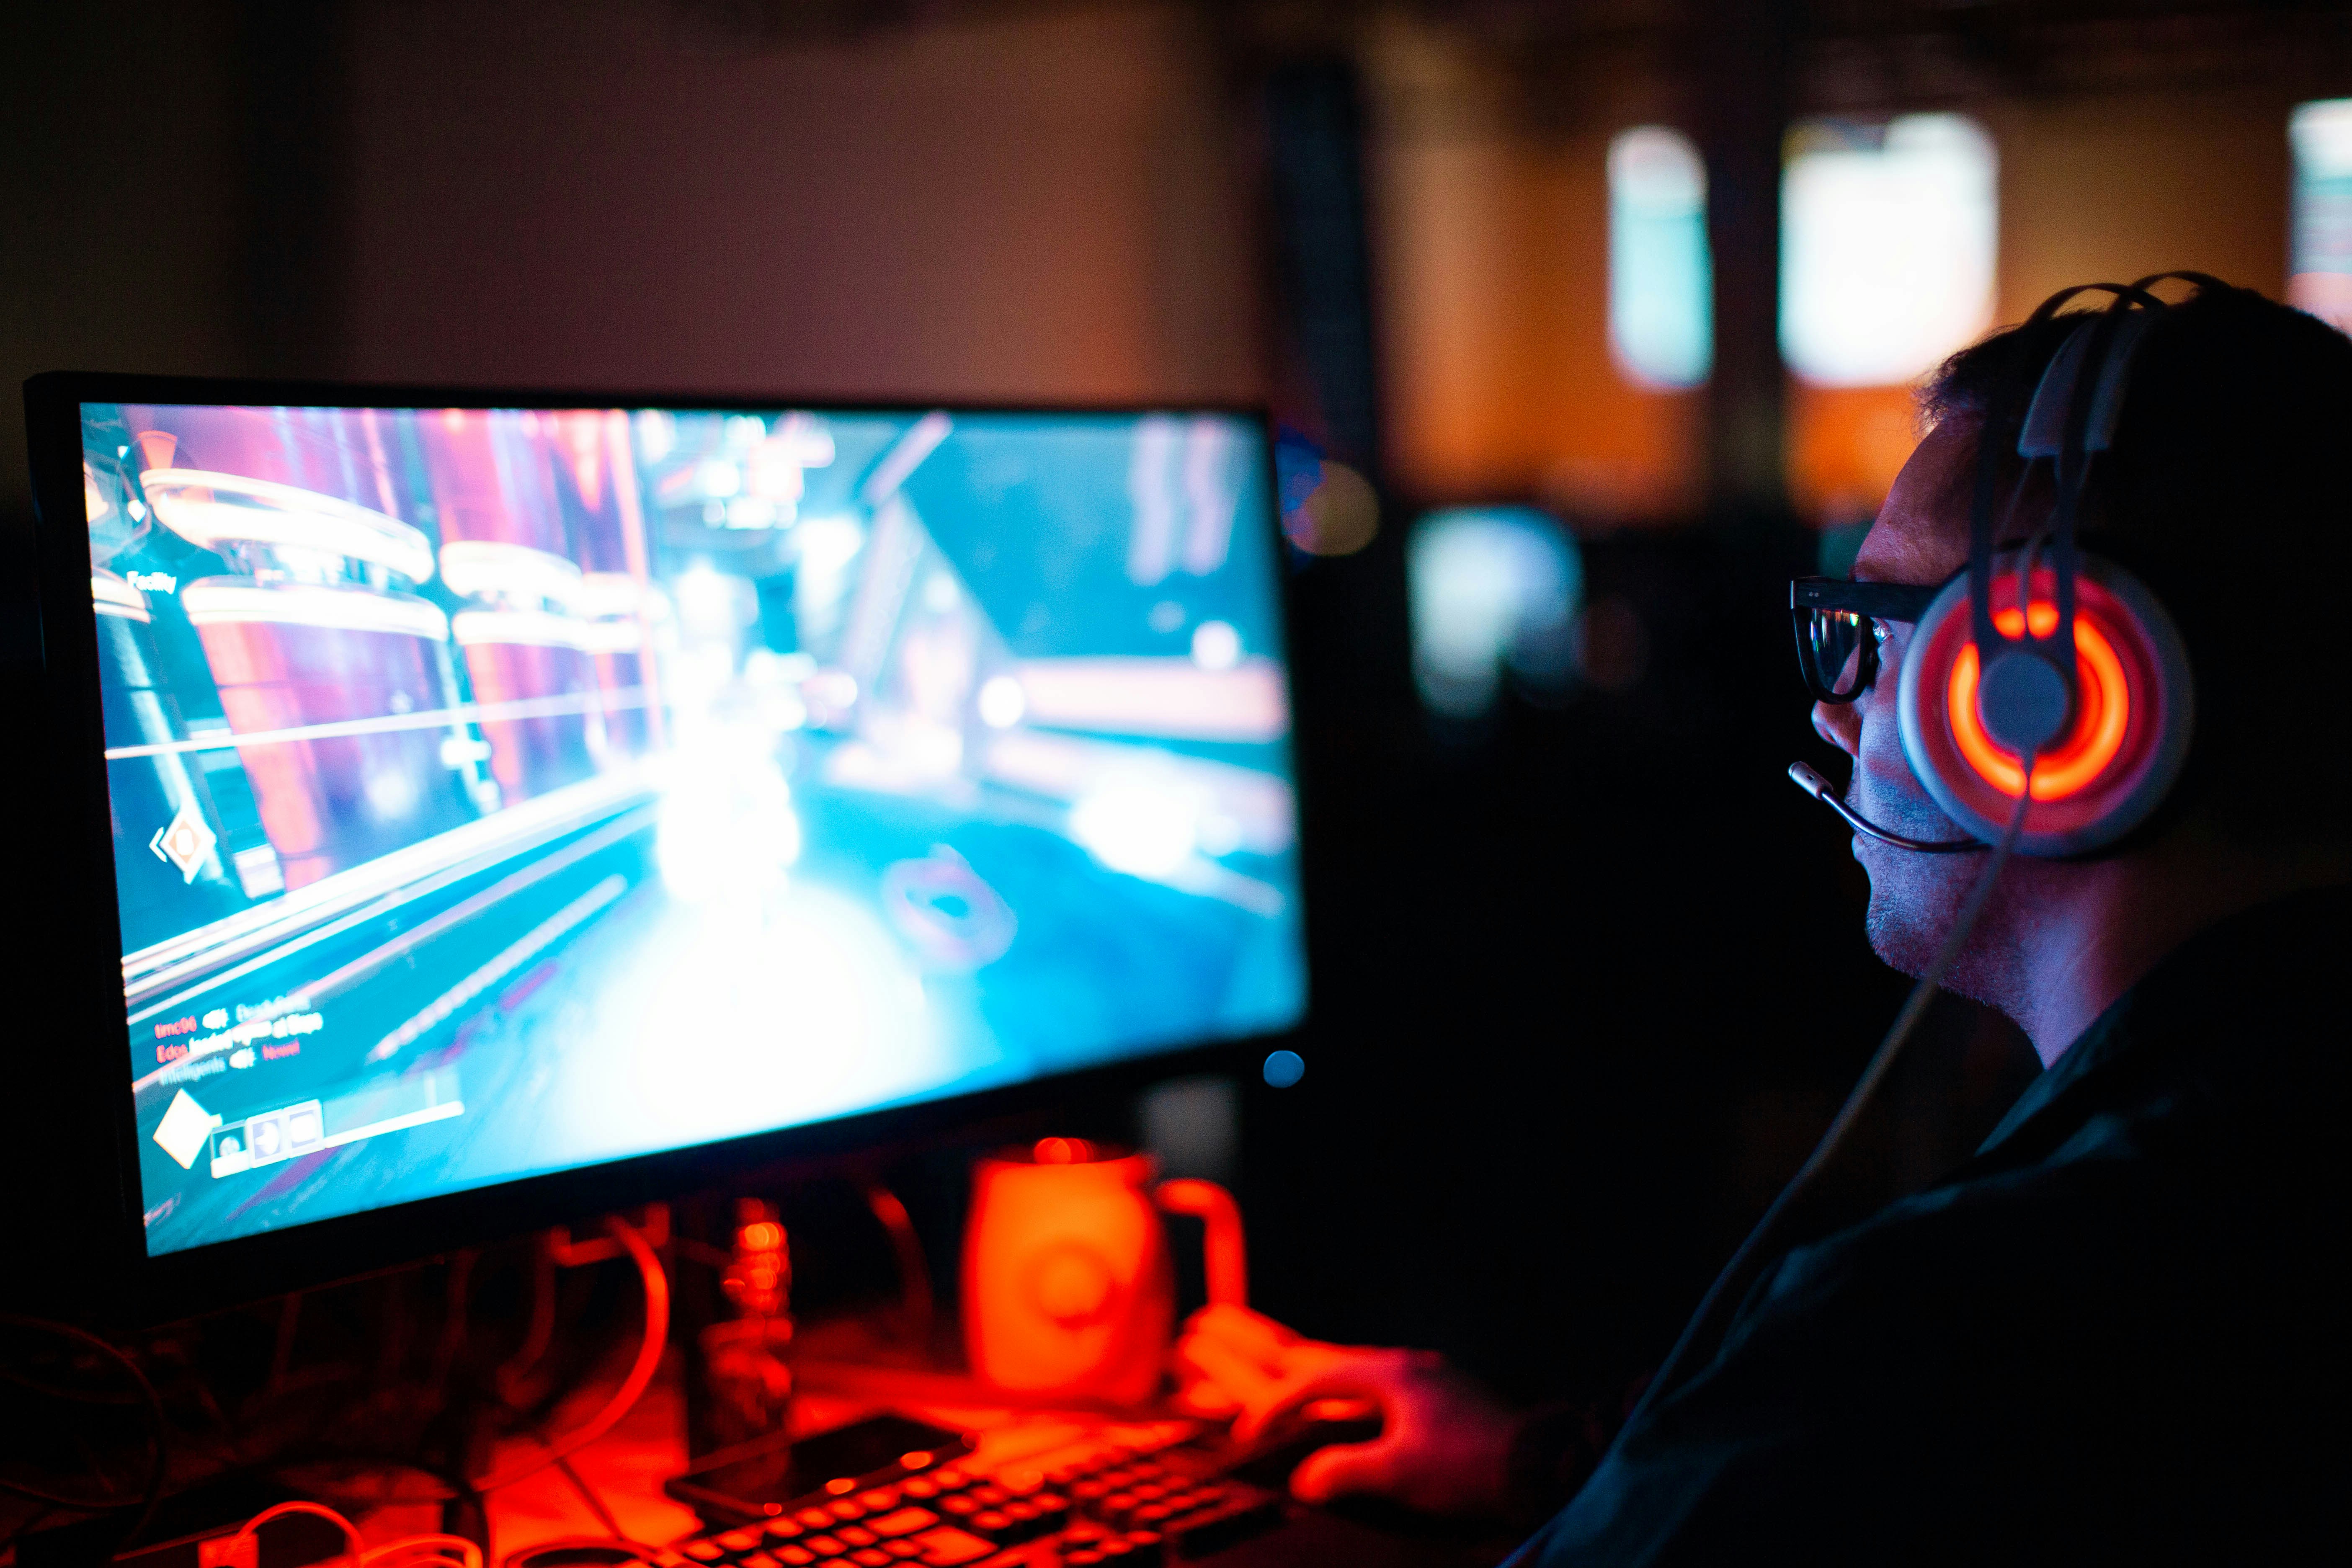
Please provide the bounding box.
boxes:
[1263,1050,1305,1088]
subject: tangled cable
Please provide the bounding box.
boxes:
[3,1212,667,1563]
[0,1312,170,1549]
[222,1500,487,1568]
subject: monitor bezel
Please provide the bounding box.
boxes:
[20,370,1315,1326]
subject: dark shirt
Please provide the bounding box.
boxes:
[1513,885,2350,1564]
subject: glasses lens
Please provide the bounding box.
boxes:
[1806,609,1871,699]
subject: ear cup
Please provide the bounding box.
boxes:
[1896,555,2194,856]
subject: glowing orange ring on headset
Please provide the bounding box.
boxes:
[1946,602,2132,800]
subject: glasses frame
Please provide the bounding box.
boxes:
[1790,575,1948,704]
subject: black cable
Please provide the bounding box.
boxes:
[551,1454,624,1540]
[0,1503,58,1555]
[864,1182,934,1349]
[1626,761,2039,1432]
[493,1245,561,1401]
[0,1314,170,1551]
[268,1291,304,1394]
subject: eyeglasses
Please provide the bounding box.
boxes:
[1790,575,1945,704]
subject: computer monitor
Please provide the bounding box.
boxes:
[18,376,1309,1317]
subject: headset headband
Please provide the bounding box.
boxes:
[1966,281,2167,680]
[1967,272,2226,681]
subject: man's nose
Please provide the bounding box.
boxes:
[1813,695,1862,757]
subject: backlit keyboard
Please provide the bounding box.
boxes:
[664,1439,1283,1567]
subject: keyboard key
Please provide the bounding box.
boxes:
[773,1550,815,1567]
[797,1509,837,1530]
[765,1521,806,1540]
[857,1489,902,1511]
[802,1536,846,1557]
[899,1478,939,1500]
[908,1527,993,1566]
[931,1469,970,1489]
[683,1545,724,1563]
[833,1527,877,1548]
[742,1554,781,1568]
[966,1485,1008,1508]
[718,1532,761,1552]
[883,1544,923,1561]
[850,1552,892,1567]
[938,1495,979,1517]
[1063,1554,1104,1567]
[968,1511,1011,1536]
[866,1508,939,1539]
[827,1502,868,1523]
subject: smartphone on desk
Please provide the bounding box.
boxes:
[665,1414,973,1524]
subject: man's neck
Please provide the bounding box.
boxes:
[2000,835,2352,1066]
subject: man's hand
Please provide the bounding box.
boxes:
[1171,1303,1522,1518]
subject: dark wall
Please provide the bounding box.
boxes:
[3,0,2037,1407]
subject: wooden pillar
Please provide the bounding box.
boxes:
[1693,0,1797,517]
[1263,59,1383,475]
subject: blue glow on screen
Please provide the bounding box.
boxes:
[82,403,1307,1256]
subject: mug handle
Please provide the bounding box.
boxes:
[1155,1179,1247,1306]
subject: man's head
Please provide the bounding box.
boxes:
[1814,282,2352,1047]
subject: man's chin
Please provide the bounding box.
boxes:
[1863,874,2010,1007]
[1860,850,1976,981]
[1864,895,1940,980]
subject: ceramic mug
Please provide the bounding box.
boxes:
[963,1138,1245,1405]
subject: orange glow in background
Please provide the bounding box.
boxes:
[1787,386,1920,524]
[1946,601,2133,799]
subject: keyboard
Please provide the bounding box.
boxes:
[664,1434,1284,1567]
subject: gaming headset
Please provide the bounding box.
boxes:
[1795,273,2206,858]
[1645,278,2220,1429]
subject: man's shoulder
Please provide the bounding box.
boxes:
[1746,1085,2346,1386]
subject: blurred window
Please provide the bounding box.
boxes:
[1780,114,1997,387]
[1408,508,1581,718]
[2290,99,2352,334]
[1609,127,1713,389]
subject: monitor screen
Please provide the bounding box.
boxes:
[75,400,1306,1259]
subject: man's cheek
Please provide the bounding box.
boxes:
[1855,723,1925,809]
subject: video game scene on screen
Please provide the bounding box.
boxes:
[82,401,1307,1258]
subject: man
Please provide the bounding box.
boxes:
[1177,281,2351,1559]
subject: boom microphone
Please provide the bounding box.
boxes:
[1787,761,1981,853]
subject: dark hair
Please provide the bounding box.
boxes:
[1922,284,2352,846]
